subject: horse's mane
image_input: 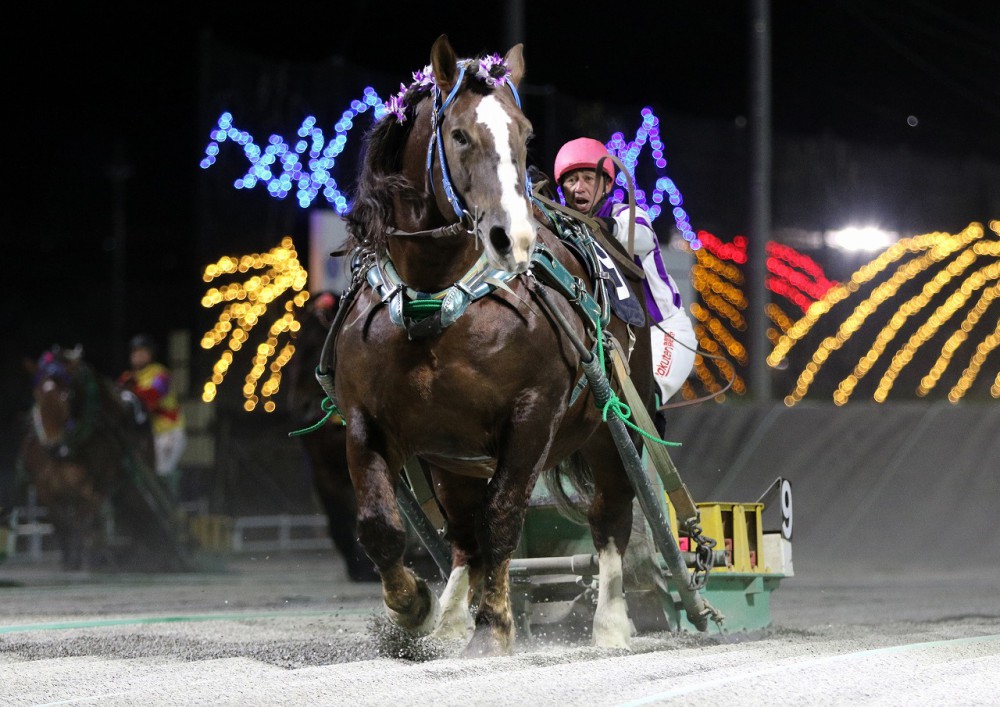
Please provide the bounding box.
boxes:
[346,89,434,251]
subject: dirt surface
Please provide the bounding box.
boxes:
[1,550,997,706]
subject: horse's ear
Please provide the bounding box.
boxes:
[23,356,38,376]
[504,43,525,88]
[431,34,459,94]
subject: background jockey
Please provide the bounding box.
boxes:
[118,334,187,495]
[554,137,697,431]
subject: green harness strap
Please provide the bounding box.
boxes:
[529,243,605,330]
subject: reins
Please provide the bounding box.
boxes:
[530,151,644,281]
[531,185,645,281]
[386,215,479,240]
[595,154,637,262]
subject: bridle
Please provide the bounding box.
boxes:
[410,60,532,241]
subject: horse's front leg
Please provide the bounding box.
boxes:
[584,429,637,649]
[464,425,554,657]
[428,468,487,642]
[346,421,439,635]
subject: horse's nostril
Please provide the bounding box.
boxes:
[489,226,512,253]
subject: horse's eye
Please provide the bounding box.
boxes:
[451,130,469,146]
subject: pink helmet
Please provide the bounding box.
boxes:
[553,137,615,184]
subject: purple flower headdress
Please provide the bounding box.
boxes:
[476,54,510,88]
[384,66,435,123]
[411,64,435,88]
[384,82,409,123]
[383,55,511,123]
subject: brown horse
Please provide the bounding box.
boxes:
[326,36,656,656]
[18,345,192,571]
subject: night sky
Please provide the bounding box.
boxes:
[5,1,1000,442]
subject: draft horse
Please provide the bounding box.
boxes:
[18,345,190,571]
[329,36,655,656]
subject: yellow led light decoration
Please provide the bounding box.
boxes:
[837,250,982,401]
[948,321,1000,402]
[775,221,999,406]
[687,233,840,402]
[199,236,310,412]
[766,303,795,334]
[768,226,981,368]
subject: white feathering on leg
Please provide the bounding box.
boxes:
[592,538,632,649]
[432,565,474,640]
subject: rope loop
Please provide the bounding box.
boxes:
[593,315,682,448]
[288,397,345,438]
[601,396,630,422]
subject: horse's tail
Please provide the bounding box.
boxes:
[540,452,594,526]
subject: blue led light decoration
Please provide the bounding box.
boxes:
[605,107,700,249]
[200,87,388,214]
[202,94,698,246]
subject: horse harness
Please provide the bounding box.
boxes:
[313,58,641,415]
[314,209,642,416]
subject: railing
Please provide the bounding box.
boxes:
[230,514,332,553]
[4,488,56,561]
[4,489,333,560]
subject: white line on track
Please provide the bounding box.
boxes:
[616,633,1000,705]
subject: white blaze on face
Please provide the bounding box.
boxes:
[475,95,534,265]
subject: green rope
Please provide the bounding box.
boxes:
[593,317,681,448]
[403,299,443,319]
[288,397,345,438]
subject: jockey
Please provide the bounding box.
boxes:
[118,334,187,493]
[554,137,697,417]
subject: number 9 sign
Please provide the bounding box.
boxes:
[780,478,793,540]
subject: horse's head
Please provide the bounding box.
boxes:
[348,36,537,277]
[426,35,536,273]
[28,346,83,447]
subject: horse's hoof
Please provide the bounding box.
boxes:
[461,624,513,658]
[384,576,440,636]
[592,629,632,650]
[592,609,633,650]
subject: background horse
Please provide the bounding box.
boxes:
[288,291,439,582]
[287,291,379,582]
[18,345,192,571]
[332,36,656,656]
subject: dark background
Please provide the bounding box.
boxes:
[5,1,1000,493]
